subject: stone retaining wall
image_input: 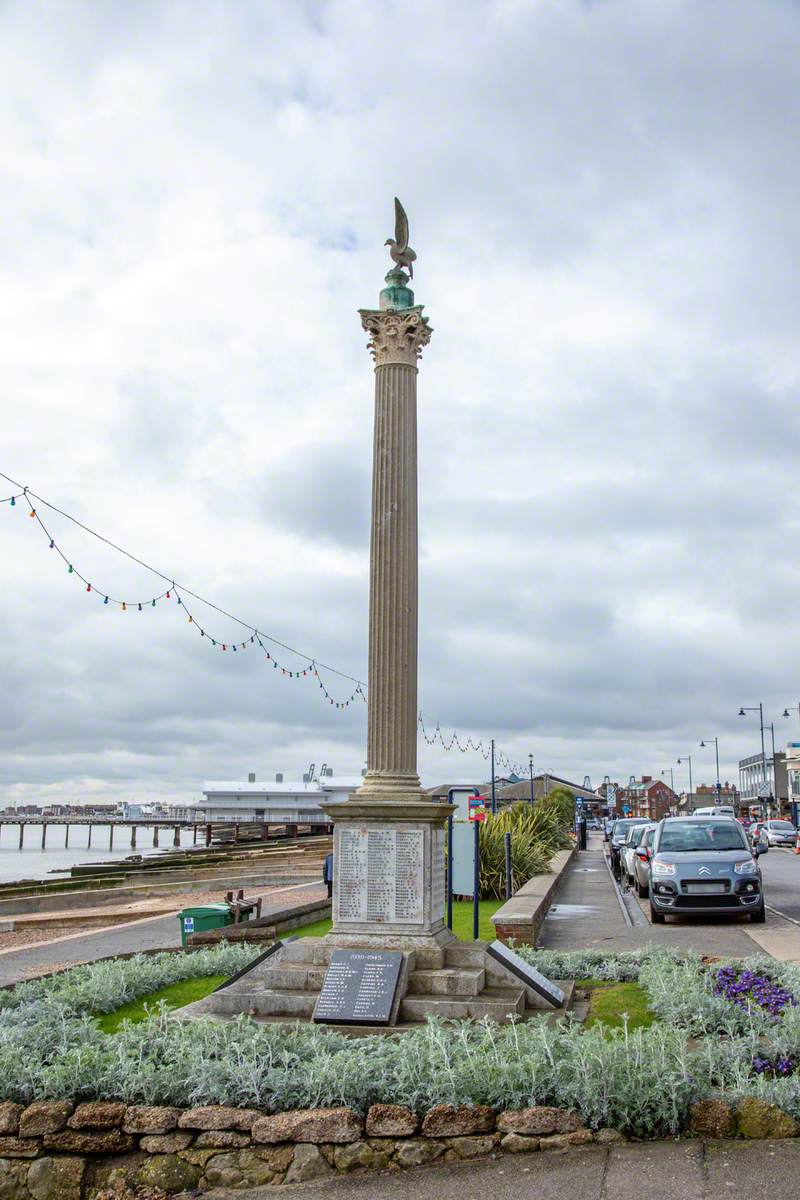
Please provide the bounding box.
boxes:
[0,1100,615,1197]
[491,846,576,945]
[0,1096,797,1197]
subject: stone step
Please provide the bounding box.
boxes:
[277,938,332,966]
[444,940,490,968]
[260,963,326,991]
[213,987,319,1018]
[400,985,525,1023]
[406,967,485,996]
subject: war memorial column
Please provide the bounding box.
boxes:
[322,204,454,958]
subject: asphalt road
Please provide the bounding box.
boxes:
[759,845,800,922]
[0,881,327,985]
[207,1140,800,1200]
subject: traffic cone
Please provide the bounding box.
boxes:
[795,830,800,855]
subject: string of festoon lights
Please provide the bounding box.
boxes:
[1,471,528,776]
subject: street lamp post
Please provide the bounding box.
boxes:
[739,704,769,818]
[661,768,674,791]
[528,754,535,807]
[677,755,693,809]
[699,737,721,806]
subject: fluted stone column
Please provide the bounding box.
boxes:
[359,301,430,801]
[321,267,454,955]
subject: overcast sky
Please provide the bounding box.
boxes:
[2,0,800,806]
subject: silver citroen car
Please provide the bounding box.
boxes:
[648,816,767,924]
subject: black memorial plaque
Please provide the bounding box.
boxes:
[313,949,404,1025]
[487,940,565,1008]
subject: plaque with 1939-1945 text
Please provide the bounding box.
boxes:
[312,949,404,1025]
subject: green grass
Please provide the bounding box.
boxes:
[94,974,228,1033]
[582,980,656,1033]
[286,901,503,943]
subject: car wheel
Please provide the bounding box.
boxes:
[637,879,648,898]
[750,903,766,923]
[649,903,665,924]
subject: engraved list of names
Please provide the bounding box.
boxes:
[335,827,424,924]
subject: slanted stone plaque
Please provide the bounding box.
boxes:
[334,827,424,925]
[312,949,404,1025]
[487,940,565,1008]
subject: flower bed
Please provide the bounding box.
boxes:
[0,940,798,1193]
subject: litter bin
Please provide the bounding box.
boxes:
[177,903,232,947]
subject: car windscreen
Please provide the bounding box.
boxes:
[768,821,794,830]
[658,821,748,853]
[627,825,649,847]
[612,820,646,838]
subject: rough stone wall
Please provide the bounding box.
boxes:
[0,1097,796,1197]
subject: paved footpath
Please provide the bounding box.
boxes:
[208,1140,800,1200]
[0,882,327,985]
[537,834,800,958]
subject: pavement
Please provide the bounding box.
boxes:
[206,1140,800,1200]
[537,833,800,959]
[0,881,327,984]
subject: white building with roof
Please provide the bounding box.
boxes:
[173,769,363,827]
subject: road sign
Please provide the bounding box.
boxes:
[757,783,772,798]
[468,795,487,822]
[575,799,583,809]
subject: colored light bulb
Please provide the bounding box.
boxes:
[188,614,192,623]
[122,602,127,611]
[166,591,170,599]
[68,564,73,573]
[138,603,142,611]
[49,540,54,549]
[104,596,108,605]
[86,584,91,593]
[29,509,35,518]
[152,600,155,607]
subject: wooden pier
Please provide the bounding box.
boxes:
[0,817,330,852]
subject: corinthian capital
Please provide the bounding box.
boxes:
[359,305,433,367]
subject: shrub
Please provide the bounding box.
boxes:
[478,799,572,899]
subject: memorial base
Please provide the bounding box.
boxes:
[179,935,575,1029]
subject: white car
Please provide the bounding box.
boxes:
[761,819,797,847]
[621,823,656,887]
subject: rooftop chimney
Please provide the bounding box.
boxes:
[642,775,652,783]
[275,772,283,783]
[248,772,256,783]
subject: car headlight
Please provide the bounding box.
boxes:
[651,859,675,875]
[734,859,758,874]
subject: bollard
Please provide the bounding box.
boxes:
[504,831,513,900]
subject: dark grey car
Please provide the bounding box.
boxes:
[649,817,767,924]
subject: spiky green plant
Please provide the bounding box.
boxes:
[477,797,573,899]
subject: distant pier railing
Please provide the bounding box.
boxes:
[0,816,332,851]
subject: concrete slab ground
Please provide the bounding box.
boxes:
[204,1140,800,1200]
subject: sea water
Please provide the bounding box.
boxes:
[0,823,198,885]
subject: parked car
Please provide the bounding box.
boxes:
[607,817,650,880]
[648,816,767,924]
[621,822,655,888]
[760,819,797,847]
[632,824,657,897]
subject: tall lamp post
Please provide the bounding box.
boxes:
[739,704,768,817]
[528,754,535,807]
[784,705,800,824]
[699,737,721,806]
[661,768,674,790]
[677,755,693,810]
[783,703,800,723]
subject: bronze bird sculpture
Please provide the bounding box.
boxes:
[385,197,417,278]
